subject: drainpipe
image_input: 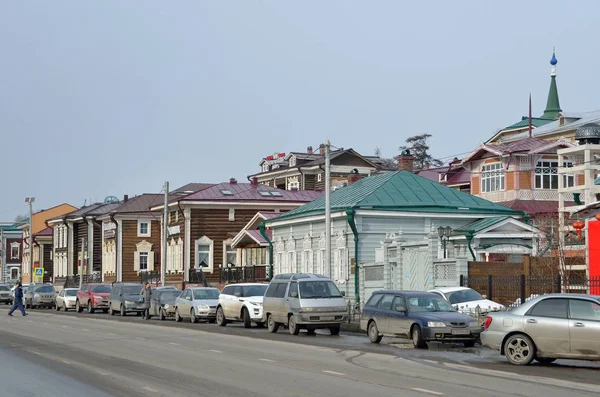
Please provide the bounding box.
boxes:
[346,209,360,307]
[258,221,274,281]
[465,231,476,261]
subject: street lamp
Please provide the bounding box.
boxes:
[438,226,453,259]
[25,197,35,282]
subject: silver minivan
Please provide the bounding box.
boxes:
[262,273,347,335]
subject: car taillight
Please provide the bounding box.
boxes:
[483,316,493,329]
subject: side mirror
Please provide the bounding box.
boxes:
[395,306,407,313]
[341,291,345,297]
[290,291,298,298]
[482,295,487,299]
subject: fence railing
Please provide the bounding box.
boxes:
[140,270,160,285]
[460,274,600,308]
[189,269,208,286]
[219,265,269,284]
[63,273,103,288]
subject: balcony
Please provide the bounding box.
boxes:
[478,189,568,203]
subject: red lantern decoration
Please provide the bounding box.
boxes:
[596,213,600,222]
[572,220,585,241]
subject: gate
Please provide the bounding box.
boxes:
[402,246,432,291]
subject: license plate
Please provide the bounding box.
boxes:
[321,316,335,321]
[451,329,470,335]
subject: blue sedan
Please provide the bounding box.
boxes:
[360,290,482,348]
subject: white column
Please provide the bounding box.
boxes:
[87,218,94,275]
[116,219,123,282]
[184,207,191,282]
[67,222,74,276]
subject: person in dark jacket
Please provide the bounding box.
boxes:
[141,282,151,320]
[8,283,27,316]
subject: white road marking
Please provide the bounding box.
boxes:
[81,328,89,331]
[107,333,116,336]
[412,388,444,396]
[258,358,275,363]
[208,349,222,353]
[95,370,109,376]
[322,370,346,376]
[43,322,49,325]
[61,360,72,364]
[29,350,42,356]
[135,337,145,340]
[142,386,159,393]
[421,359,438,365]
[61,325,68,328]
[168,342,180,346]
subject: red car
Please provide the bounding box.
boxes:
[76,283,113,313]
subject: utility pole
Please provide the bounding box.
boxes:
[161,181,169,287]
[1,228,4,283]
[324,140,331,279]
[25,197,35,283]
[79,237,85,287]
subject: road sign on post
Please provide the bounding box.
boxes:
[34,268,44,278]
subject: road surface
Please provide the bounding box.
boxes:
[1,308,600,397]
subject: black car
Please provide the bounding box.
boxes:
[360,290,482,348]
[149,289,181,320]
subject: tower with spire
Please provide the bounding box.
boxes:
[541,48,562,119]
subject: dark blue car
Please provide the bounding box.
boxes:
[360,290,482,348]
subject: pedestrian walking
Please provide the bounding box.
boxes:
[8,283,27,316]
[141,282,151,320]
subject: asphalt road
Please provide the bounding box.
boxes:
[1,307,600,397]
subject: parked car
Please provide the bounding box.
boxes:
[56,288,79,311]
[108,282,145,316]
[25,284,56,309]
[174,287,220,323]
[216,283,268,328]
[76,283,112,313]
[429,287,504,314]
[361,290,481,348]
[481,293,600,365]
[149,288,181,320]
[262,273,347,336]
[0,284,12,304]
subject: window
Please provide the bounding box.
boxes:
[10,243,20,259]
[222,286,233,295]
[528,298,568,318]
[365,294,383,308]
[378,294,394,311]
[288,251,296,273]
[569,299,600,322]
[274,283,288,298]
[224,242,237,266]
[245,247,266,266]
[288,181,300,190]
[139,252,149,271]
[481,163,505,192]
[195,236,214,272]
[392,296,406,310]
[262,163,270,172]
[288,282,298,297]
[220,189,233,196]
[302,250,312,273]
[534,160,575,189]
[317,249,325,275]
[289,156,296,167]
[317,173,322,182]
[138,221,150,237]
[264,283,277,298]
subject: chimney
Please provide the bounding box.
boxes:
[307,146,313,154]
[124,194,129,202]
[251,177,258,186]
[319,143,325,154]
[229,178,237,184]
[423,162,430,170]
[347,168,364,185]
[396,149,415,172]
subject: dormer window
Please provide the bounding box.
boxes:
[559,116,566,127]
[289,156,296,167]
[262,163,270,172]
[220,189,233,196]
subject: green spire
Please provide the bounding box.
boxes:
[541,49,561,119]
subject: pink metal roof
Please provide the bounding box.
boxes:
[176,182,323,203]
[499,200,576,215]
[247,229,271,244]
[34,227,53,237]
[259,211,281,219]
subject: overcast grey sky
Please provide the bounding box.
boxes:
[1,1,599,219]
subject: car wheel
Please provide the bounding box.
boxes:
[463,340,476,348]
[535,357,556,365]
[159,309,166,321]
[329,326,341,336]
[76,300,83,313]
[368,321,382,344]
[120,305,126,316]
[504,334,535,366]
[109,303,115,316]
[306,328,316,335]
[88,301,95,314]
[175,308,183,322]
[411,325,426,349]
[242,308,252,329]
[64,302,69,312]
[288,315,300,335]
[190,309,198,324]
[216,307,228,326]
[267,314,279,333]
[102,309,109,314]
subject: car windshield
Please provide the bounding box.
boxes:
[193,289,220,300]
[65,290,78,296]
[35,285,55,293]
[242,285,267,297]
[407,296,456,312]
[160,291,181,302]
[91,285,112,293]
[446,289,484,304]
[0,286,10,291]
[299,281,343,299]
[123,285,143,295]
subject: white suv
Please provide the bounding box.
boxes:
[216,283,268,328]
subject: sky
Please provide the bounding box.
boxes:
[1,0,599,220]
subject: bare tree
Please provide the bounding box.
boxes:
[14,214,28,222]
[399,134,443,170]
[374,147,397,169]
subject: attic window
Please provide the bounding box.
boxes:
[270,191,282,197]
[289,156,296,167]
[258,191,271,196]
[220,189,233,196]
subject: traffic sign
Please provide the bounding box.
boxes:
[34,268,44,277]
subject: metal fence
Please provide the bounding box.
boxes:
[219,265,269,284]
[140,271,160,285]
[63,273,103,288]
[460,274,600,308]
[189,269,208,286]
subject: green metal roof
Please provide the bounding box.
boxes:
[266,171,523,223]
[455,216,511,234]
[503,117,554,131]
[541,75,561,119]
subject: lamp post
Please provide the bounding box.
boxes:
[25,197,35,282]
[438,226,453,259]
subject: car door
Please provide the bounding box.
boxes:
[229,286,244,319]
[219,286,233,317]
[273,283,289,323]
[179,290,191,314]
[388,295,410,337]
[57,290,64,307]
[567,298,600,360]
[524,298,570,357]
[287,282,300,315]
[375,294,395,335]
